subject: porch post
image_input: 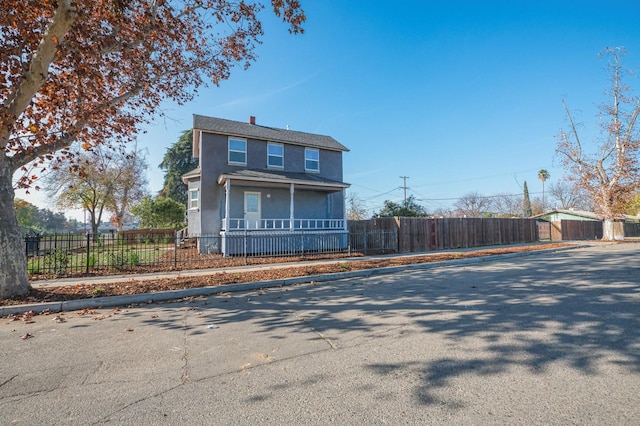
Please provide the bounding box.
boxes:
[343,189,348,231]
[289,183,295,231]
[224,180,230,230]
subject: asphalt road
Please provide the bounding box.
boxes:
[1,243,639,425]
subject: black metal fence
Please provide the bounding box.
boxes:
[24,229,399,278]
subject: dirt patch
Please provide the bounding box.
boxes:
[3,243,572,306]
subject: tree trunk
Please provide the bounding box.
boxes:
[602,219,615,241]
[0,157,30,299]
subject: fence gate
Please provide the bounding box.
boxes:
[537,221,551,241]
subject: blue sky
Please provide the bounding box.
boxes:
[17,1,640,218]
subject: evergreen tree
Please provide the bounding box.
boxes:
[523,181,533,217]
[159,130,199,205]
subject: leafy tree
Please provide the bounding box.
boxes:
[45,147,147,236]
[454,191,490,217]
[523,181,533,217]
[557,48,640,239]
[538,169,550,209]
[14,199,39,233]
[375,196,428,217]
[346,192,369,220]
[131,196,186,229]
[0,1,305,297]
[159,130,199,205]
[14,198,70,233]
[625,193,640,216]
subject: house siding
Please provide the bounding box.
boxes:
[187,115,349,254]
[197,131,345,236]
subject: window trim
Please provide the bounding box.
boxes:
[189,189,199,210]
[228,137,247,165]
[267,142,284,169]
[305,148,320,172]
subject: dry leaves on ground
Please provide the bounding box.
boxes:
[1,243,572,307]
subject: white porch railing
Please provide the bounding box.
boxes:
[223,218,345,231]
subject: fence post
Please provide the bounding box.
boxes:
[243,229,248,265]
[174,231,178,269]
[85,233,91,274]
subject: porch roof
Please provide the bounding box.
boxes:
[217,169,350,192]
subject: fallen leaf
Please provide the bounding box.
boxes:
[20,333,33,340]
[125,328,134,332]
[93,315,111,320]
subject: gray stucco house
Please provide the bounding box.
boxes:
[182,115,350,255]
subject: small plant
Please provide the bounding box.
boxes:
[339,262,350,271]
[44,249,70,275]
[93,287,105,296]
[107,252,128,270]
[27,263,40,275]
[128,252,140,266]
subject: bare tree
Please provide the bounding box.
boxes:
[548,180,592,211]
[490,193,522,217]
[557,48,640,239]
[454,191,491,217]
[346,192,369,220]
[106,150,149,231]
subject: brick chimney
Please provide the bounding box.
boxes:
[249,116,256,125]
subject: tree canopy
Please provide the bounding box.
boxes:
[454,191,491,217]
[375,196,428,218]
[45,147,148,235]
[0,0,305,298]
[159,130,198,205]
[131,196,186,229]
[556,48,640,238]
[14,198,74,233]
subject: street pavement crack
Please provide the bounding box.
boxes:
[181,309,191,384]
[0,374,18,389]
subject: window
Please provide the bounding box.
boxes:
[305,148,319,172]
[189,189,199,209]
[267,143,284,168]
[228,138,247,165]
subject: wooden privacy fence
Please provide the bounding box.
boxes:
[349,217,538,253]
[557,220,603,240]
[624,222,640,238]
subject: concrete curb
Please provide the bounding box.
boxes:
[1,245,580,317]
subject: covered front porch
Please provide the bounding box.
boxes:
[218,170,349,255]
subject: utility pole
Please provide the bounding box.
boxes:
[399,176,409,207]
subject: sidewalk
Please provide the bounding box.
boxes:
[30,242,572,289]
[3,243,583,317]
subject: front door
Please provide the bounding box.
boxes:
[244,192,261,229]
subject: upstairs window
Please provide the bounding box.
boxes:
[189,189,199,209]
[228,138,247,165]
[267,143,284,168]
[305,148,319,172]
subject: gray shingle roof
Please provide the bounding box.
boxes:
[193,115,349,152]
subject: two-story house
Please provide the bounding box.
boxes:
[182,114,350,255]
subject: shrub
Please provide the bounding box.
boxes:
[44,249,70,274]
